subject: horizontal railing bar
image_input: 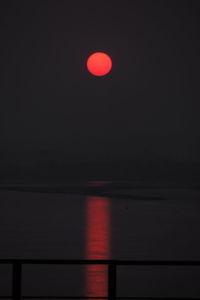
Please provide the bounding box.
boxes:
[117,260,200,266]
[1,259,200,266]
[1,297,200,300]
[0,259,112,264]
[0,298,108,300]
[0,298,106,300]
[117,298,200,300]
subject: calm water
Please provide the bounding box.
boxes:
[0,183,200,298]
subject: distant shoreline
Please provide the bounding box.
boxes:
[1,182,200,200]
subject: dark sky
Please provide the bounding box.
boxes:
[0,0,200,179]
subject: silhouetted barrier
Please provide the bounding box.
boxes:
[0,259,200,300]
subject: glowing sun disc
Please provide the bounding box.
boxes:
[87,52,112,76]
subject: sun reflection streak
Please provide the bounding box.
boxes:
[85,196,110,298]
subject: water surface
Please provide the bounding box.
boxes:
[0,182,200,298]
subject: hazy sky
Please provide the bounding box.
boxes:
[0,0,200,167]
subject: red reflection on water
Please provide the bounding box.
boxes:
[85,196,110,298]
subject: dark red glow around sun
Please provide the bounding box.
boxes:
[87,52,112,76]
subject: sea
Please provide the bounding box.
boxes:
[0,181,200,299]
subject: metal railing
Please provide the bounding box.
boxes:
[0,259,200,300]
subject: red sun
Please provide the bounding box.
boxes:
[87,52,112,76]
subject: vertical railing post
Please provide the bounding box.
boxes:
[12,262,22,300]
[108,262,117,300]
